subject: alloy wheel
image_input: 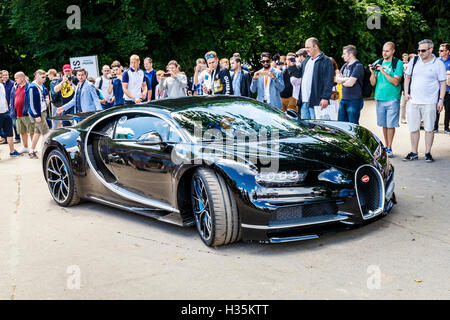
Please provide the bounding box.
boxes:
[47,154,70,204]
[192,176,212,241]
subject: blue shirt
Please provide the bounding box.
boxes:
[76,81,85,113]
[144,70,155,89]
[438,56,450,92]
[232,71,242,96]
[113,79,124,106]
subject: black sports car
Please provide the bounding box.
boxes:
[43,96,396,246]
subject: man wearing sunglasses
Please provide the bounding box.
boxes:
[202,51,232,95]
[433,43,450,134]
[250,52,285,110]
[403,39,447,163]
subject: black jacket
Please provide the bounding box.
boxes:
[211,66,233,95]
[280,67,293,98]
[230,69,251,97]
[288,52,334,107]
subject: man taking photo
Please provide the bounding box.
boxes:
[250,52,284,109]
[370,41,403,158]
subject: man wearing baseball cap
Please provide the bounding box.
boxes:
[53,64,76,126]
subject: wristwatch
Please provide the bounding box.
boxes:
[439,98,443,101]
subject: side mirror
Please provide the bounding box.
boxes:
[136,131,163,145]
[285,109,299,120]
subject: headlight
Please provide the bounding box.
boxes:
[255,170,307,187]
[318,167,352,185]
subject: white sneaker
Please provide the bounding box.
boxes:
[18,147,29,154]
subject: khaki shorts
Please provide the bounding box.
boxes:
[30,110,49,135]
[406,101,436,132]
[281,97,298,112]
[16,116,35,135]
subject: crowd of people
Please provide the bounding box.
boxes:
[0,37,449,162]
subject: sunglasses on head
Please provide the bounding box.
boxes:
[205,54,215,59]
[417,48,430,53]
[260,60,271,63]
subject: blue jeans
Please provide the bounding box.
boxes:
[376,99,400,128]
[12,117,20,139]
[338,99,364,124]
[300,102,315,120]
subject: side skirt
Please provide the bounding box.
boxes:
[86,195,193,227]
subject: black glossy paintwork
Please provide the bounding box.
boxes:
[43,96,395,240]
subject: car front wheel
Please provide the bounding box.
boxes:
[45,149,80,207]
[191,168,241,247]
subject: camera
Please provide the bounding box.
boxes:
[370,63,379,71]
[164,73,171,77]
[67,76,72,81]
[109,74,117,79]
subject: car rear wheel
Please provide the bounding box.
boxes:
[45,149,80,207]
[191,168,241,246]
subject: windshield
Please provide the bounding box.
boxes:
[171,100,303,142]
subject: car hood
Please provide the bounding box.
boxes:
[197,121,377,173]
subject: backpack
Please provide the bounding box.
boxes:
[97,77,103,90]
[343,62,373,98]
[361,64,373,98]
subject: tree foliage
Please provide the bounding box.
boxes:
[0,0,448,78]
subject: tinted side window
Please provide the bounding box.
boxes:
[114,115,170,141]
[168,127,182,142]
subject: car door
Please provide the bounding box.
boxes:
[106,113,182,205]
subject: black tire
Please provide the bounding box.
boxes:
[45,149,81,207]
[191,167,242,247]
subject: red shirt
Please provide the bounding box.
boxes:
[14,85,25,117]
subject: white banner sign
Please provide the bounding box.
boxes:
[69,55,99,79]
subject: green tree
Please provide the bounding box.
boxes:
[0,0,447,78]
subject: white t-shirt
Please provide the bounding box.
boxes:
[0,84,6,113]
[406,56,447,104]
[291,76,301,101]
[95,76,113,101]
[301,57,316,103]
[122,67,146,102]
[198,70,208,85]
[202,70,212,91]
[33,81,47,112]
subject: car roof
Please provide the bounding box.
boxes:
[75,96,259,129]
[144,95,255,111]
